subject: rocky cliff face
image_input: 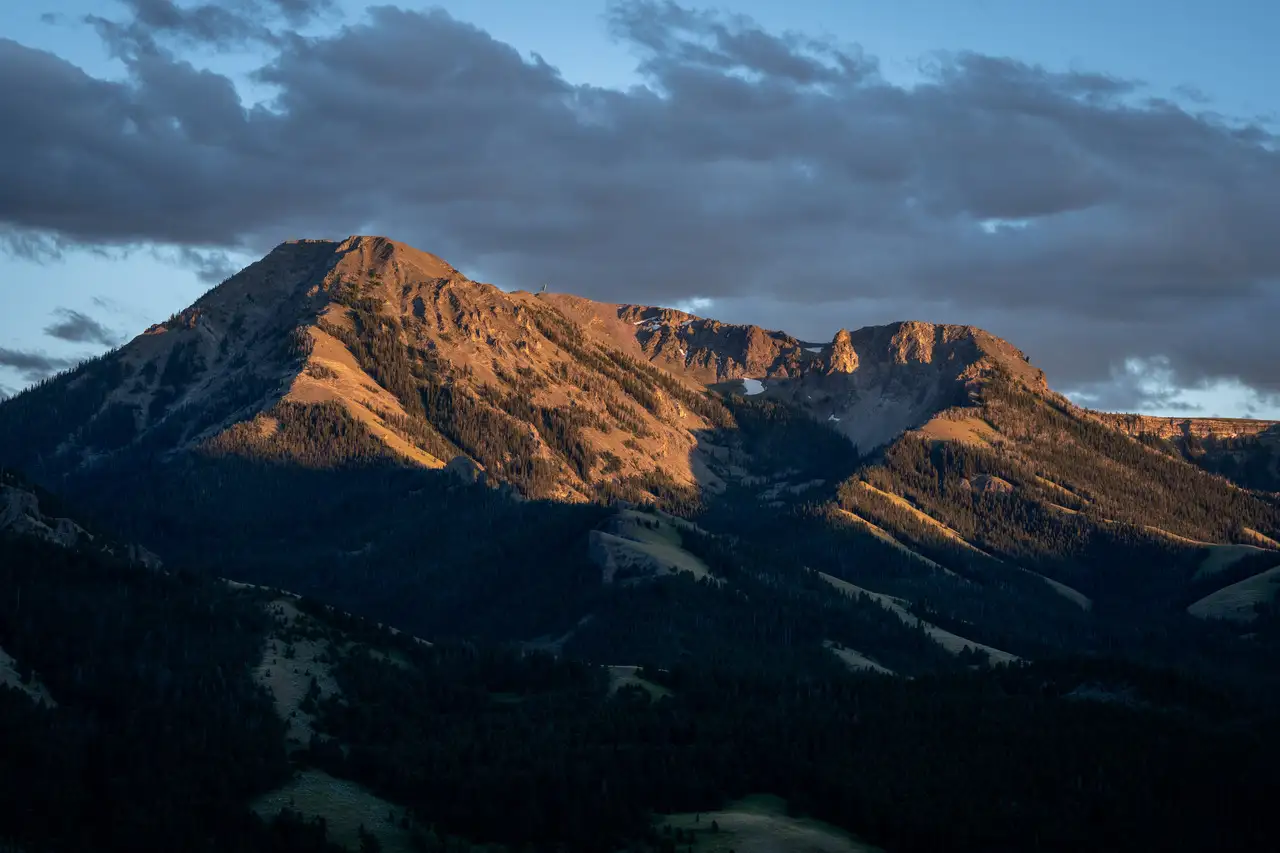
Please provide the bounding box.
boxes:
[1088,413,1280,492]
[1092,414,1280,442]
[825,329,859,374]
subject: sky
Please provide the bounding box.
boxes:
[3,0,1279,417]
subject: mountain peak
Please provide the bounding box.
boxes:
[329,235,461,280]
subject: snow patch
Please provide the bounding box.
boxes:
[741,378,765,396]
[827,414,841,422]
[979,217,1032,234]
[805,346,824,354]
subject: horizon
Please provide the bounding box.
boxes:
[4,1,1279,418]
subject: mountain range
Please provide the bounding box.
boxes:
[2,236,1279,853]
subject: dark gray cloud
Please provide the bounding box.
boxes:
[176,247,242,284]
[0,348,78,383]
[147,245,244,284]
[0,227,79,263]
[87,0,334,52]
[3,0,1280,411]
[1062,356,1207,414]
[43,308,123,347]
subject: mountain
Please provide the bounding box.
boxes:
[4,473,1280,853]
[0,236,1049,498]
[5,236,1280,851]
[1,235,1279,684]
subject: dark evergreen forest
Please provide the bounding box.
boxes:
[2,340,1280,851]
[4,521,1278,853]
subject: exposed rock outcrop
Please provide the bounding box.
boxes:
[1092,413,1279,442]
[826,329,859,374]
[1,477,161,568]
[1,484,91,548]
[966,474,1015,495]
[445,455,485,485]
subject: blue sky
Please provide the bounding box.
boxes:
[4,0,1279,416]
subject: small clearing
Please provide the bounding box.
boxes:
[0,645,55,707]
[591,509,715,584]
[1019,568,1092,610]
[1194,544,1272,580]
[912,414,999,447]
[608,665,673,700]
[254,597,340,752]
[615,507,707,538]
[1188,566,1280,623]
[253,769,416,853]
[817,572,1019,665]
[657,794,883,853]
[823,641,895,675]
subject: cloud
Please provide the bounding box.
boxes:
[0,348,78,383]
[0,227,79,262]
[149,245,244,284]
[177,247,241,284]
[1065,357,1206,414]
[43,308,123,347]
[3,1,1280,411]
[86,0,335,53]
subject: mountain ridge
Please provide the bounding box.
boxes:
[1092,412,1279,441]
[0,235,1053,497]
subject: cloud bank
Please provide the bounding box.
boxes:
[3,0,1278,409]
